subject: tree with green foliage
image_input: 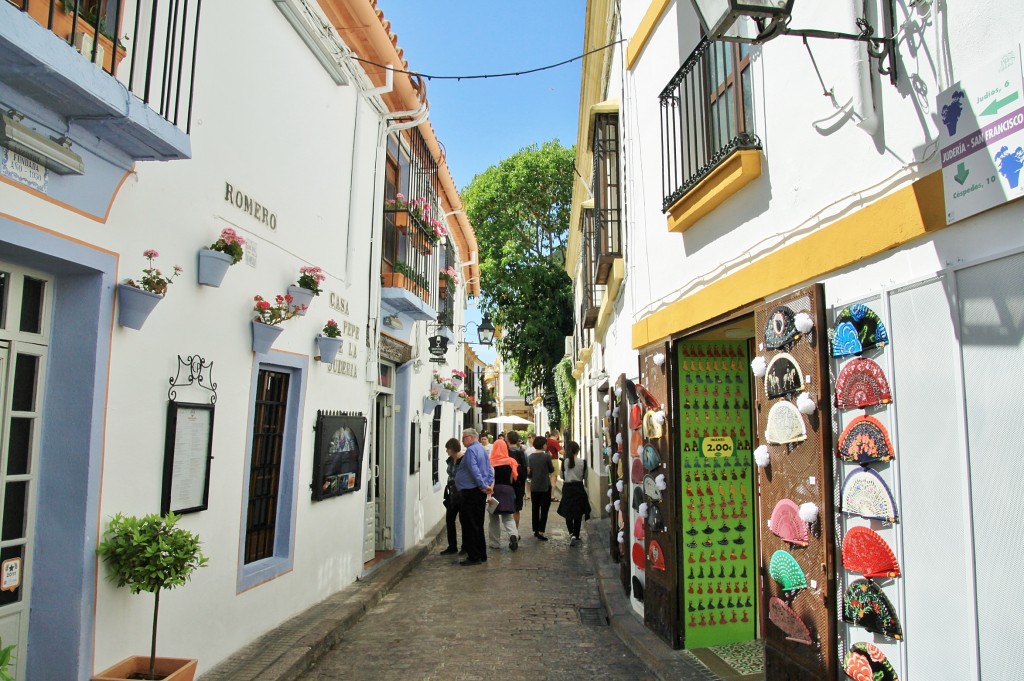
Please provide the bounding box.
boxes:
[463,141,575,397]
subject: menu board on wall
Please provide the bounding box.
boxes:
[162,402,214,515]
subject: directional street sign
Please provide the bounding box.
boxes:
[938,47,1024,224]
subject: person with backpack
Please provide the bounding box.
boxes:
[527,435,554,540]
[556,440,591,546]
[506,432,529,532]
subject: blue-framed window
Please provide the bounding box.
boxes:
[238,354,306,591]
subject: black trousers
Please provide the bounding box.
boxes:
[566,514,582,539]
[458,487,487,561]
[444,496,460,551]
[531,489,551,533]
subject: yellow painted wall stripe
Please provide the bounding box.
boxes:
[626,0,672,71]
[632,170,948,348]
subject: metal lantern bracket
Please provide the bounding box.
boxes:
[168,354,217,404]
[784,18,897,87]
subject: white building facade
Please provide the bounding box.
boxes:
[571,0,1024,679]
[0,1,479,678]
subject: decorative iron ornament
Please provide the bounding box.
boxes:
[661,134,763,211]
[168,354,217,404]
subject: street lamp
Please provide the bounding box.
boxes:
[475,314,495,347]
[690,0,896,85]
[691,0,793,43]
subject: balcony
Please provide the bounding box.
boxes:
[1,0,201,164]
[580,207,603,330]
[659,37,762,230]
[381,206,438,322]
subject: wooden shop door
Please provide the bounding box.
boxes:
[754,284,837,680]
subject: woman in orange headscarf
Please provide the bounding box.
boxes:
[487,438,521,551]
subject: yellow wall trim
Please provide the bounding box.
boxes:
[633,171,947,348]
[626,0,672,71]
[596,258,626,338]
[667,150,762,233]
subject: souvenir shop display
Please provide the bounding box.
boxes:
[768,550,807,593]
[768,597,814,646]
[842,579,904,640]
[835,357,893,409]
[837,415,895,465]
[843,642,900,681]
[831,301,902,673]
[841,468,899,523]
[830,304,890,358]
[842,527,901,579]
[769,499,810,547]
[753,287,837,681]
[678,340,757,648]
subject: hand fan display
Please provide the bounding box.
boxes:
[842,526,901,578]
[648,503,665,532]
[841,468,899,523]
[765,400,808,444]
[643,474,662,501]
[631,541,646,569]
[843,642,900,681]
[641,443,661,471]
[631,457,645,484]
[633,515,645,540]
[837,415,895,466]
[768,597,814,645]
[764,353,805,398]
[770,498,810,546]
[631,486,644,511]
[631,575,645,602]
[647,540,666,571]
[830,303,890,358]
[843,579,903,640]
[835,357,893,409]
[768,550,807,592]
[764,305,800,349]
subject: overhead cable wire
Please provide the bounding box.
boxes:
[351,39,626,81]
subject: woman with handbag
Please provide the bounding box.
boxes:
[440,438,464,556]
[487,438,521,551]
[556,440,591,546]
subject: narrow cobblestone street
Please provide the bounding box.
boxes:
[298,497,658,681]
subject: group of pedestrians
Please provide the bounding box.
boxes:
[441,428,591,566]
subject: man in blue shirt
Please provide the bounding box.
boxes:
[455,428,494,566]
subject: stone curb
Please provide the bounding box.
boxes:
[199,519,447,681]
[585,518,719,681]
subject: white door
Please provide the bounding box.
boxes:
[373,393,394,551]
[0,265,51,680]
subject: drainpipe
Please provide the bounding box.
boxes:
[851,0,879,135]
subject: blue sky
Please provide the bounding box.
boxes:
[376,1,586,363]
[377,1,586,189]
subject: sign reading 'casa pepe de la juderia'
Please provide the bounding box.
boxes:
[938,47,1024,224]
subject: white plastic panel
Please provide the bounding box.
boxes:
[956,251,1024,681]
[888,278,977,681]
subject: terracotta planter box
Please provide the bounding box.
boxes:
[25,4,127,74]
[382,272,406,289]
[92,656,197,681]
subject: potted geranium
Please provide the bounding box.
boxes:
[118,250,183,330]
[93,512,208,681]
[287,265,325,315]
[198,228,246,287]
[316,319,344,364]
[251,293,304,353]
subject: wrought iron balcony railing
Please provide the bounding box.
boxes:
[10,0,201,133]
[659,37,761,212]
[382,206,438,309]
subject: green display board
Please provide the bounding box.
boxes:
[677,340,757,648]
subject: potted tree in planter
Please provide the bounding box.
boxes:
[94,512,208,681]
